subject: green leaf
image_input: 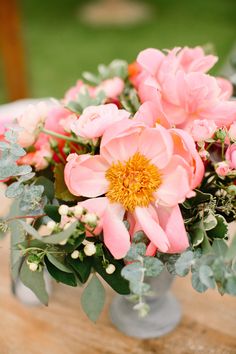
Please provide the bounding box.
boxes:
[132,231,147,244]
[93,254,130,295]
[35,176,54,201]
[66,256,92,283]
[81,274,105,322]
[143,257,164,277]
[125,243,146,261]
[207,215,229,240]
[203,212,217,231]
[64,233,85,253]
[201,235,212,254]
[212,239,228,257]
[225,276,236,295]
[191,270,208,293]
[225,235,236,261]
[20,260,48,305]
[47,254,73,273]
[45,256,77,286]
[191,227,205,247]
[44,205,61,223]
[187,190,212,207]
[175,251,194,276]
[199,265,215,289]
[121,262,143,282]
[54,164,78,202]
[130,281,150,296]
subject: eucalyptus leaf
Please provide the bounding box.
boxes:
[129,281,150,296]
[121,262,143,282]
[20,260,48,305]
[212,239,228,257]
[199,265,215,289]
[143,257,164,277]
[81,274,105,322]
[125,243,146,261]
[175,250,194,276]
[191,270,208,293]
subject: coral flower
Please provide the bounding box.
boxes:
[65,119,203,259]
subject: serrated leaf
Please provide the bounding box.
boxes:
[20,260,48,305]
[207,215,229,240]
[175,251,194,276]
[199,265,215,289]
[81,274,105,322]
[203,212,217,231]
[143,257,164,277]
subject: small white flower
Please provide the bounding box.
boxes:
[59,239,67,245]
[73,205,84,218]
[28,262,38,272]
[58,204,69,216]
[105,264,116,274]
[47,220,56,231]
[83,212,98,226]
[71,250,80,259]
[84,243,96,256]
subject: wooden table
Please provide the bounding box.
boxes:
[0,237,235,354]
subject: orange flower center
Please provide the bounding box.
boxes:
[105,152,162,212]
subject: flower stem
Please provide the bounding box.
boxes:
[41,128,88,147]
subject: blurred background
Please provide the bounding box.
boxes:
[0,0,236,104]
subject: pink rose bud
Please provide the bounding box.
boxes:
[228,122,236,142]
[190,119,217,142]
[215,161,230,177]
[199,149,209,161]
[226,143,236,169]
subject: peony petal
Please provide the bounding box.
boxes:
[64,154,109,197]
[103,203,131,259]
[157,205,189,253]
[137,48,165,76]
[138,125,173,169]
[134,206,170,252]
[156,155,191,207]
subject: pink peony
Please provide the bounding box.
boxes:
[135,47,236,130]
[189,119,217,142]
[64,119,204,259]
[226,144,236,170]
[215,161,231,177]
[71,104,130,140]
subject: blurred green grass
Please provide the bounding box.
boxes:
[1,0,236,103]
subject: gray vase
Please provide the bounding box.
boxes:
[110,268,181,339]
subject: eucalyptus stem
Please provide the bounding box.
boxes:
[6,214,46,223]
[41,128,88,147]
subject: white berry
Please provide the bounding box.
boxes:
[47,220,56,231]
[58,204,69,216]
[28,263,38,272]
[105,264,116,274]
[74,205,84,218]
[71,250,80,259]
[83,212,98,226]
[59,239,67,245]
[84,243,96,256]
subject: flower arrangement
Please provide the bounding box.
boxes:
[0,46,236,321]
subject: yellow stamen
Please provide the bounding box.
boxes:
[105,152,162,212]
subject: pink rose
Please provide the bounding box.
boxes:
[71,104,130,140]
[190,119,217,142]
[226,144,236,169]
[96,77,124,99]
[64,80,96,104]
[215,161,231,176]
[17,102,48,148]
[228,122,236,142]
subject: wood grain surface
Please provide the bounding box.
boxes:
[0,237,235,354]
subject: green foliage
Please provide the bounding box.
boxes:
[20,260,49,305]
[44,205,61,223]
[45,256,77,287]
[66,256,92,283]
[54,164,78,202]
[175,251,194,276]
[80,274,105,323]
[35,176,55,201]
[66,89,106,114]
